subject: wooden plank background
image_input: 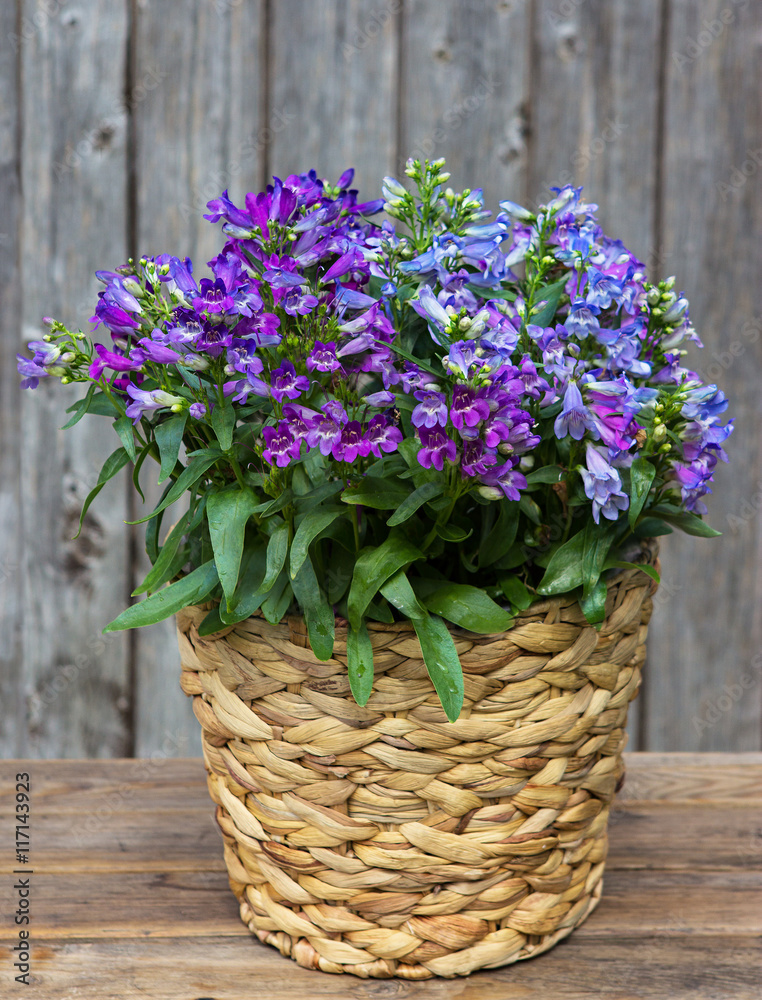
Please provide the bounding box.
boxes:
[0,0,760,758]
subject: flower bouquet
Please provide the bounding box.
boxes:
[19,159,732,977]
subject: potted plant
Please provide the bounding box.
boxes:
[18,159,731,978]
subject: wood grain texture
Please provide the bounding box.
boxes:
[642,0,762,752]
[0,0,23,755]
[1,755,760,999]
[399,0,530,208]
[268,0,399,195]
[14,0,133,757]
[130,0,266,757]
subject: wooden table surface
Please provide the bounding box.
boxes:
[1,753,760,1000]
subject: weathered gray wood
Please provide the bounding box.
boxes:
[130,0,266,757]
[642,0,762,751]
[400,0,530,209]
[15,0,133,756]
[532,0,663,749]
[0,2,24,755]
[268,0,399,196]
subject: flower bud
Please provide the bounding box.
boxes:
[653,423,667,443]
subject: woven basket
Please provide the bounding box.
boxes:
[177,540,658,979]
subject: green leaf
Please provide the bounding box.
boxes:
[633,516,673,538]
[293,481,344,509]
[129,450,221,524]
[291,555,335,660]
[628,457,656,529]
[536,530,587,595]
[479,502,519,568]
[436,522,472,543]
[580,578,607,627]
[131,441,152,503]
[413,580,514,634]
[74,447,131,539]
[499,575,534,611]
[260,520,290,594]
[220,543,268,623]
[210,398,236,451]
[341,476,411,510]
[347,623,374,706]
[104,560,218,631]
[581,520,619,596]
[379,570,427,620]
[387,482,444,526]
[412,614,464,722]
[154,413,188,484]
[198,607,227,637]
[382,339,442,377]
[365,596,394,623]
[290,508,346,579]
[61,384,96,429]
[608,560,661,584]
[467,283,517,302]
[525,465,563,486]
[519,494,542,525]
[133,512,189,595]
[113,415,138,463]
[206,488,260,608]
[260,569,292,623]
[347,533,423,629]
[253,489,293,516]
[530,275,569,328]
[648,505,722,537]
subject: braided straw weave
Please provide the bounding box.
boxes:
[177,541,658,979]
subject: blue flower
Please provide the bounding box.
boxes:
[554,381,600,441]
[580,445,629,523]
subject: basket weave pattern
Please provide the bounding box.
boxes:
[177,550,657,979]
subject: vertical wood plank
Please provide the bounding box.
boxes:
[400,0,530,210]
[531,0,663,749]
[0,0,23,755]
[17,0,132,756]
[643,0,762,750]
[269,0,398,195]
[131,0,265,756]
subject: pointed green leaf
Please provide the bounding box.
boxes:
[479,502,519,567]
[536,530,587,595]
[74,447,130,539]
[198,607,227,637]
[608,560,660,584]
[155,413,188,484]
[412,614,464,722]
[260,520,289,594]
[260,569,293,624]
[628,457,656,529]
[530,275,569,327]
[347,622,374,706]
[210,397,236,451]
[347,533,423,629]
[206,488,260,608]
[61,384,96,429]
[387,482,444,526]
[128,450,221,524]
[379,570,427,620]
[104,560,218,631]
[291,555,335,660]
[525,465,564,486]
[290,508,346,579]
[220,543,269,623]
[499,575,534,611]
[580,577,607,627]
[413,580,513,634]
[133,512,189,595]
[113,415,138,463]
[649,505,722,537]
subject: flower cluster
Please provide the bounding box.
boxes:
[18,158,732,717]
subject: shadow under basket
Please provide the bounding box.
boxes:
[176,541,658,980]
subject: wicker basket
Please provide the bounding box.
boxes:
[177,541,658,979]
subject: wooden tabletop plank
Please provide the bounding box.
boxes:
[5,935,760,1000]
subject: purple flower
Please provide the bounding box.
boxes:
[306,401,348,455]
[270,360,310,402]
[137,336,181,364]
[412,390,448,429]
[563,300,600,339]
[189,402,207,419]
[417,428,457,472]
[450,385,490,431]
[461,439,497,477]
[89,343,144,380]
[124,386,184,425]
[306,340,341,373]
[333,420,371,463]
[580,445,629,523]
[262,421,303,467]
[193,277,234,316]
[282,285,319,316]
[477,461,527,501]
[554,381,600,441]
[364,389,395,406]
[671,462,711,515]
[365,415,402,458]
